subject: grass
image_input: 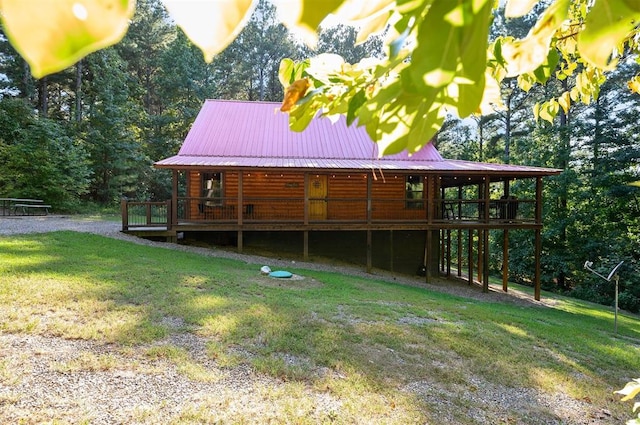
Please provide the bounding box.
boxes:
[1,230,639,423]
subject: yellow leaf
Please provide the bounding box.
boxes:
[628,77,640,95]
[354,8,393,45]
[558,91,570,113]
[479,70,504,114]
[539,100,558,123]
[505,0,539,18]
[578,0,640,69]
[333,0,394,22]
[616,379,640,402]
[532,102,540,122]
[501,0,570,77]
[0,0,135,78]
[280,78,310,112]
[272,0,344,47]
[162,0,256,62]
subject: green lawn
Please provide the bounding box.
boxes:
[0,231,639,424]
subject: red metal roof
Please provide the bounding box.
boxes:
[155,100,561,176]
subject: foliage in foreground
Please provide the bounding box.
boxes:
[0,231,639,423]
[3,0,640,155]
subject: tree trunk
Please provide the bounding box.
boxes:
[38,77,48,117]
[75,61,83,122]
[504,92,512,164]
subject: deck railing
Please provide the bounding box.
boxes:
[122,197,537,230]
[121,200,170,231]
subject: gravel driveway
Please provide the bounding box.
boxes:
[0,215,604,424]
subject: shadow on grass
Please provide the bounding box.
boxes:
[1,231,639,423]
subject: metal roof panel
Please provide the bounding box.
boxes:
[157,100,561,176]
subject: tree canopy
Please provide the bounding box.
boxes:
[1,0,640,155]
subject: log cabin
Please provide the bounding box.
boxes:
[122,100,561,300]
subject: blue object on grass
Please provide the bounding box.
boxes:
[269,270,293,278]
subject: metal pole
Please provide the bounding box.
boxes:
[615,274,619,335]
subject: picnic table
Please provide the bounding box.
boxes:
[0,198,50,216]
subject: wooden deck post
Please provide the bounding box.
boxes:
[303,230,309,261]
[426,229,432,283]
[238,171,243,226]
[389,230,394,272]
[440,229,445,272]
[121,198,128,231]
[237,172,243,252]
[468,229,473,285]
[502,179,511,292]
[502,229,509,292]
[446,229,451,277]
[534,176,543,301]
[457,229,462,277]
[478,229,483,284]
[366,229,372,273]
[304,173,309,225]
[171,170,178,230]
[483,229,490,293]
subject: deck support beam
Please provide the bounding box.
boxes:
[426,230,432,283]
[446,229,451,277]
[503,229,509,292]
[171,170,179,230]
[303,230,309,261]
[366,229,372,273]
[467,229,473,285]
[482,229,490,293]
[502,179,511,292]
[477,230,483,285]
[457,228,462,277]
[389,230,394,272]
[534,176,543,301]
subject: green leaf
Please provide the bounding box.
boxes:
[457,72,486,117]
[500,0,570,77]
[578,0,640,69]
[459,0,493,83]
[410,0,459,90]
[532,48,559,84]
[0,0,135,78]
[162,0,256,62]
[407,101,444,153]
[288,95,320,132]
[347,90,366,126]
[278,58,296,87]
[388,14,414,60]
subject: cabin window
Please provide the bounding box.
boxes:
[202,172,223,206]
[406,175,424,209]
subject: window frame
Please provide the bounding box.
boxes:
[202,172,223,206]
[405,175,424,209]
